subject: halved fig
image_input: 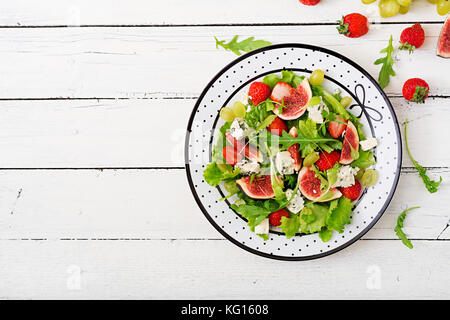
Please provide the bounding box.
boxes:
[339,121,359,165]
[225,132,263,163]
[287,127,301,172]
[437,14,450,58]
[298,166,341,202]
[236,175,275,199]
[272,78,312,120]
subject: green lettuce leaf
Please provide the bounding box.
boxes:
[319,227,333,242]
[280,214,301,239]
[231,203,271,231]
[203,162,240,187]
[351,150,376,169]
[300,203,328,234]
[326,197,354,233]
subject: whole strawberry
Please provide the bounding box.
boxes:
[337,13,369,38]
[340,180,362,201]
[399,23,425,53]
[402,78,430,103]
[269,209,290,226]
[299,0,320,5]
[315,151,341,171]
[248,82,270,106]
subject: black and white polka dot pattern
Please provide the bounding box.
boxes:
[185,44,402,260]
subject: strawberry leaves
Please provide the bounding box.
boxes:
[214,36,271,56]
[405,119,442,193]
[374,35,396,89]
[411,86,430,103]
[399,41,415,54]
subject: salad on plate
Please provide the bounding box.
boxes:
[203,69,379,242]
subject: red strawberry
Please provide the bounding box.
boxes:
[402,78,430,103]
[315,151,340,171]
[340,180,362,201]
[298,0,320,5]
[337,13,369,38]
[248,82,270,106]
[267,116,288,136]
[269,209,290,226]
[287,127,301,172]
[328,115,348,138]
[223,146,242,166]
[399,23,425,53]
[270,82,292,103]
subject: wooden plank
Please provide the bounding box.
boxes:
[0,0,445,26]
[0,239,448,299]
[0,25,447,99]
[0,168,448,240]
[0,97,448,168]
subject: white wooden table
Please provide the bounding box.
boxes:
[0,1,449,299]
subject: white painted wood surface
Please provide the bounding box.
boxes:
[0,1,449,299]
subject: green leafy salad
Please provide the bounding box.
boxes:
[203,70,378,242]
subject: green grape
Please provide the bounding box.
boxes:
[362,0,377,3]
[379,0,400,17]
[428,0,438,4]
[220,107,235,122]
[437,0,450,15]
[340,96,353,109]
[355,169,365,181]
[303,152,320,167]
[307,96,322,106]
[309,69,325,86]
[361,169,379,187]
[232,101,246,118]
[399,5,410,14]
[397,0,412,6]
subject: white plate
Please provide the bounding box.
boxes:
[185,44,401,260]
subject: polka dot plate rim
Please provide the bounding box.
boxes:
[185,43,402,261]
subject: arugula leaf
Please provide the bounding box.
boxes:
[394,206,420,249]
[256,114,277,131]
[319,227,333,242]
[405,119,442,193]
[300,203,328,234]
[374,35,396,89]
[326,197,354,233]
[280,214,301,239]
[298,118,319,157]
[277,130,339,151]
[283,174,297,189]
[351,150,376,169]
[203,162,240,187]
[214,36,271,56]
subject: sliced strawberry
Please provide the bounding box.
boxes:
[223,146,242,166]
[287,127,301,171]
[267,116,288,136]
[340,180,362,201]
[270,82,292,103]
[225,132,263,163]
[328,115,348,138]
[315,151,340,171]
[269,209,290,226]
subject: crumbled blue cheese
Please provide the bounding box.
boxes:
[235,159,260,176]
[285,188,305,214]
[255,218,269,235]
[333,165,360,188]
[275,151,295,175]
[229,117,252,140]
[360,137,378,151]
[307,97,329,124]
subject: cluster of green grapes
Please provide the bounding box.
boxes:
[362,0,450,17]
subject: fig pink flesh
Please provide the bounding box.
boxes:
[274,78,312,120]
[236,175,275,199]
[339,121,359,165]
[298,167,322,200]
[437,15,450,58]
